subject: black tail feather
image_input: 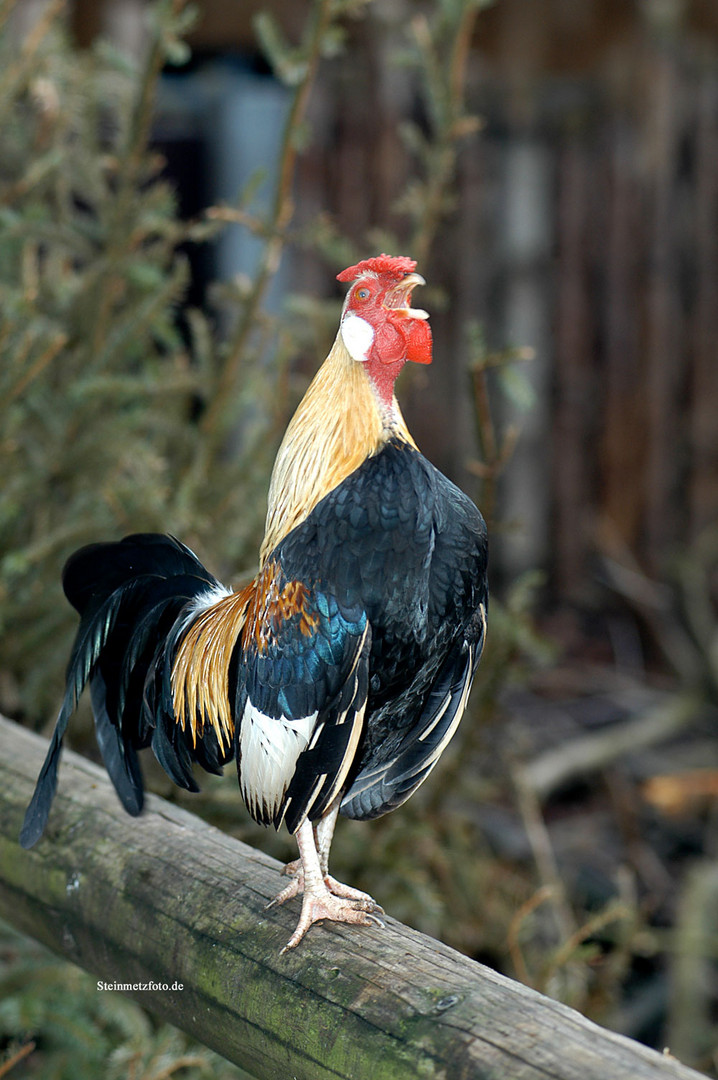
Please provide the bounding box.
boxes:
[62,533,211,614]
[109,577,212,743]
[19,707,71,849]
[148,652,201,792]
[21,533,231,846]
[191,725,226,776]
[151,719,201,792]
[20,577,143,849]
[90,673,144,816]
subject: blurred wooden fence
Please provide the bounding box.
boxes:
[295,29,718,599]
[21,0,718,599]
[549,54,718,598]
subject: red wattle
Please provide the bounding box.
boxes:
[403,317,432,365]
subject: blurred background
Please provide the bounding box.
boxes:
[2,0,718,1077]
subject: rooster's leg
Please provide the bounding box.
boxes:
[275,798,381,909]
[279,818,383,951]
[314,797,339,874]
[279,802,338,880]
[315,799,381,907]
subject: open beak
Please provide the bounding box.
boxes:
[384,273,429,319]
[381,272,432,366]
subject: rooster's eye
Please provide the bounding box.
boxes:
[356,287,370,301]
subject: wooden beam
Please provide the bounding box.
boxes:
[0,715,703,1080]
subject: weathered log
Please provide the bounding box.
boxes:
[0,715,704,1080]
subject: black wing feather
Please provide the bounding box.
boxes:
[341,641,476,820]
[236,567,369,832]
[282,627,371,833]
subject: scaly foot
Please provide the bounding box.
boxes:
[272,817,385,950]
[268,865,382,912]
[281,891,384,952]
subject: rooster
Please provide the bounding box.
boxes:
[21,255,488,950]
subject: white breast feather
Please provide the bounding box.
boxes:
[239,701,317,820]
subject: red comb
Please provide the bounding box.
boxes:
[337,254,417,283]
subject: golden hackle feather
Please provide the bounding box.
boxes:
[174,332,413,754]
[171,585,253,752]
[260,332,417,565]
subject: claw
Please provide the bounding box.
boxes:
[265,873,302,910]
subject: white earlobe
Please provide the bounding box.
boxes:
[340,313,375,362]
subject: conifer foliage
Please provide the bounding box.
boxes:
[0,2,202,718]
[0,0,289,723]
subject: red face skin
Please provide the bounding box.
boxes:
[338,255,432,409]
